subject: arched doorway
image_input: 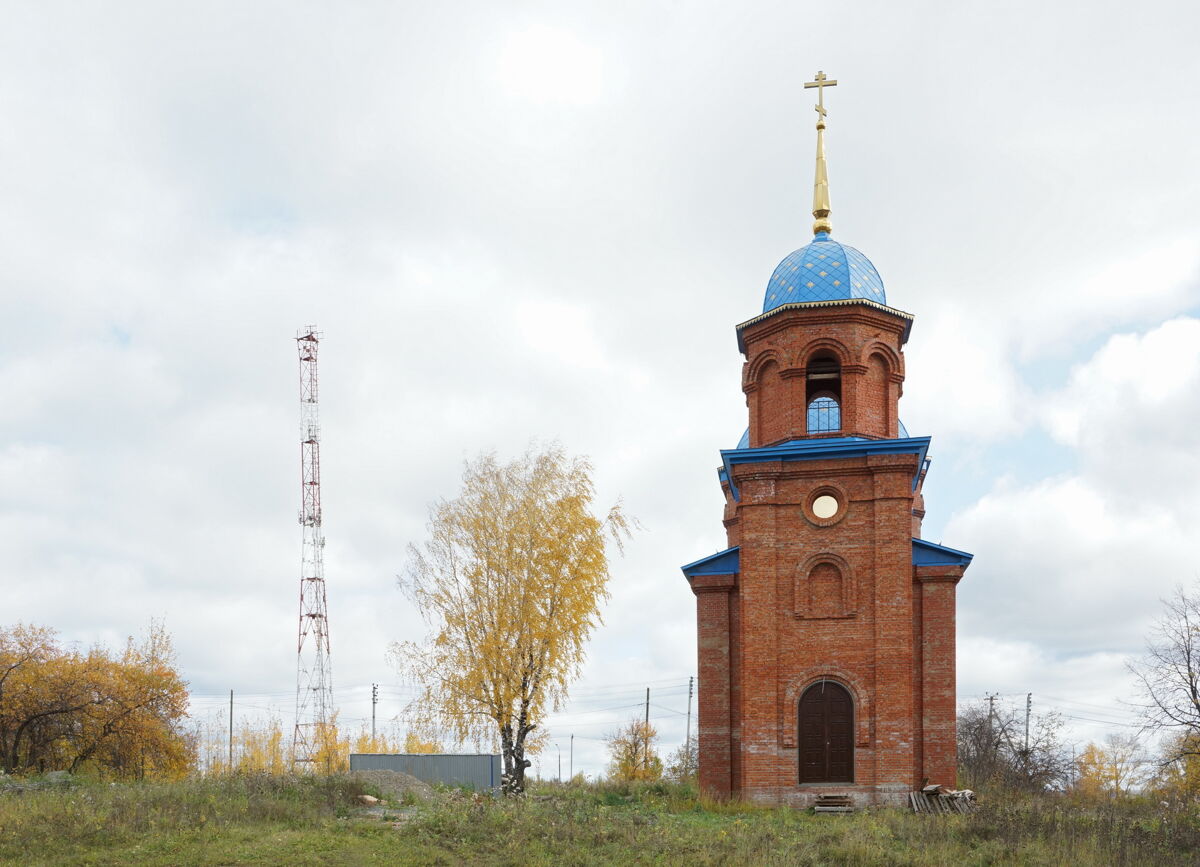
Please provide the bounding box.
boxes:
[798,681,854,783]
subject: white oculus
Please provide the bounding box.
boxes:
[812,494,840,519]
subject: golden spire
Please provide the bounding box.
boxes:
[804,70,837,236]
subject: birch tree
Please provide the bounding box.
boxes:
[1074,734,1150,798]
[393,444,631,795]
[1129,584,1200,762]
[606,718,663,782]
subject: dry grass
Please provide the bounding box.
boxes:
[2,774,1198,865]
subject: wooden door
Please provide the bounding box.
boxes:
[798,681,854,783]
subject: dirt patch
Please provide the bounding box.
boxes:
[351,769,435,802]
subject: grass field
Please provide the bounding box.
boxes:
[2,774,1199,865]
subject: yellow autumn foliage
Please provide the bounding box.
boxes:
[393,444,632,793]
[0,621,191,779]
[194,714,432,776]
[402,731,443,754]
[1151,733,1200,803]
[350,724,406,755]
[1074,734,1149,798]
[606,717,664,782]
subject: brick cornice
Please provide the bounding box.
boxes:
[737,302,912,356]
[732,464,874,484]
[730,459,918,486]
[690,573,737,595]
[865,453,921,470]
[914,565,965,584]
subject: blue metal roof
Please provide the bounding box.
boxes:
[680,540,971,581]
[680,546,741,579]
[719,436,931,501]
[762,232,886,312]
[912,538,974,568]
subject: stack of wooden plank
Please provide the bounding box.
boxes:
[813,793,855,813]
[908,784,976,814]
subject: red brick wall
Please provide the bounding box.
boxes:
[692,301,965,806]
[741,306,906,447]
[692,573,734,798]
[917,568,961,787]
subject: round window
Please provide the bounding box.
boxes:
[811,494,840,520]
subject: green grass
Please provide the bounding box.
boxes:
[2,775,1198,865]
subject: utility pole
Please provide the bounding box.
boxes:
[228,689,234,772]
[644,687,651,771]
[371,683,379,743]
[557,743,562,782]
[986,692,997,758]
[1024,693,1032,766]
[569,734,574,781]
[684,675,694,776]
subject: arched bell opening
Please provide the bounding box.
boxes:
[798,680,854,783]
[805,353,842,434]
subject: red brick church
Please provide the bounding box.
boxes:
[681,73,973,807]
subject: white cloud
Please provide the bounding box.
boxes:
[496,25,608,105]
[5,1,1200,777]
[950,474,1195,653]
[1012,239,1200,357]
[946,315,1200,748]
[902,303,1031,441]
[956,635,1141,749]
[514,299,608,370]
[1045,317,1200,506]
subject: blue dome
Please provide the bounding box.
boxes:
[762,232,886,313]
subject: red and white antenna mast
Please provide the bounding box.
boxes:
[293,326,333,769]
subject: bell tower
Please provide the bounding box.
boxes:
[682,73,973,807]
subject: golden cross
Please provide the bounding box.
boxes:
[804,70,837,119]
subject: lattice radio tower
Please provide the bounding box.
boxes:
[293,326,333,769]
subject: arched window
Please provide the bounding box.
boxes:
[798,681,854,783]
[807,396,840,433]
[806,353,841,434]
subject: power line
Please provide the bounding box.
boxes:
[1040,695,1141,717]
[1060,714,1143,729]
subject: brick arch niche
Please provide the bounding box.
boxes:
[861,351,893,438]
[755,359,787,445]
[794,552,856,619]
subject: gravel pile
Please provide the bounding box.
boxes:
[351,769,435,802]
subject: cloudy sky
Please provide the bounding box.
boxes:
[4,0,1200,778]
